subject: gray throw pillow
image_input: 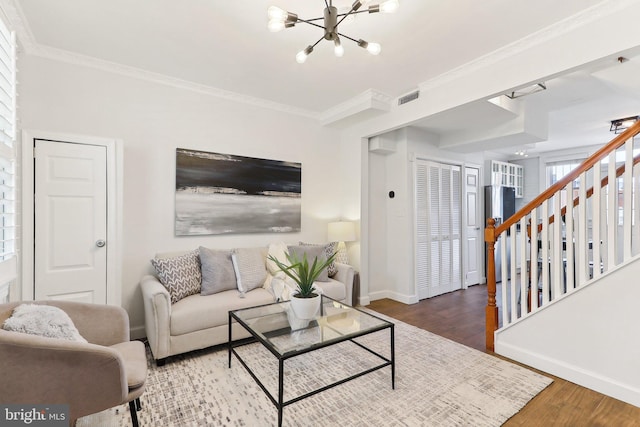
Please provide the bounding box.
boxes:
[288,245,329,282]
[199,247,237,296]
[231,247,267,294]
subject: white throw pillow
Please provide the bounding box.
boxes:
[2,304,87,342]
[232,247,267,296]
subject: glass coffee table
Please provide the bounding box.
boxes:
[228,295,394,427]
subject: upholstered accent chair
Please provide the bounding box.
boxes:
[0,300,147,426]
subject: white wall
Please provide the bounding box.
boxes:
[18,55,346,335]
[367,127,486,303]
[496,259,640,407]
[339,2,640,305]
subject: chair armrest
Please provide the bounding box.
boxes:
[140,274,172,360]
[0,332,127,420]
[46,301,130,346]
[334,262,355,306]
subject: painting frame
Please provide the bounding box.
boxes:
[174,148,301,236]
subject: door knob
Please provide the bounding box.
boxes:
[96,240,106,248]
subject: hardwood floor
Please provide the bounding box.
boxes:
[366,285,640,426]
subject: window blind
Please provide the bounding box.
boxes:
[0,14,16,275]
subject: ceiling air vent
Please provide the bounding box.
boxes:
[398,90,419,106]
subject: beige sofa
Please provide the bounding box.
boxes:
[141,245,354,365]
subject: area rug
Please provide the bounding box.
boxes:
[78,313,552,426]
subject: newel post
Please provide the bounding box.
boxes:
[485,218,498,351]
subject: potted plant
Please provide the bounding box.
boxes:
[268,251,337,319]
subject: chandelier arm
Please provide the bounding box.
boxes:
[310,35,325,49]
[335,8,370,27]
[298,16,325,22]
[297,19,327,30]
[336,32,359,44]
[337,9,371,17]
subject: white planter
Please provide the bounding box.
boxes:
[290,293,321,320]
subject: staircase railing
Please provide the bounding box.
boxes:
[485,120,640,351]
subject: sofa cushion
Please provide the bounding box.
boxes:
[110,341,147,389]
[199,247,237,296]
[232,247,267,294]
[288,245,329,282]
[170,288,275,336]
[151,250,201,303]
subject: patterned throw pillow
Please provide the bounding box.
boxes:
[151,251,202,304]
[300,241,338,277]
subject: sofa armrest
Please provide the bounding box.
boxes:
[334,262,355,306]
[140,275,171,360]
[0,332,127,420]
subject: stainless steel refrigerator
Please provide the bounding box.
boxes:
[484,185,516,282]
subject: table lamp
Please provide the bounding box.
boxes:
[327,221,356,264]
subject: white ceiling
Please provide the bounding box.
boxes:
[6,0,640,154]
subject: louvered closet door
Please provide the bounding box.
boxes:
[415,160,462,299]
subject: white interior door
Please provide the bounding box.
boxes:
[464,167,482,286]
[34,139,108,303]
[415,159,462,299]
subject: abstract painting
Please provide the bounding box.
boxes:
[175,148,301,236]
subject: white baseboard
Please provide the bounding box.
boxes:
[130,325,146,341]
[357,295,371,306]
[496,340,640,407]
[368,290,419,305]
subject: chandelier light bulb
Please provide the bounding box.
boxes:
[379,0,399,13]
[296,46,314,64]
[366,42,381,55]
[295,51,308,63]
[268,6,288,21]
[334,39,344,57]
[268,19,285,32]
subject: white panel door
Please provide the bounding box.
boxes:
[34,140,107,303]
[464,167,482,286]
[415,160,462,299]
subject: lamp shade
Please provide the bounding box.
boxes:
[327,221,356,242]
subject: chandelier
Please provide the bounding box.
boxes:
[267,0,399,63]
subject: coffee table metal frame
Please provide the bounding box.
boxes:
[228,295,394,427]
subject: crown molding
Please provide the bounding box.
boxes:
[2,0,634,126]
[1,0,319,120]
[32,44,319,119]
[0,0,36,53]
[319,89,392,126]
[419,0,636,93]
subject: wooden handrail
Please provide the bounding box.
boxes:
[494,120,640,237]
[538,152,640,233]
[485,119,640,351]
